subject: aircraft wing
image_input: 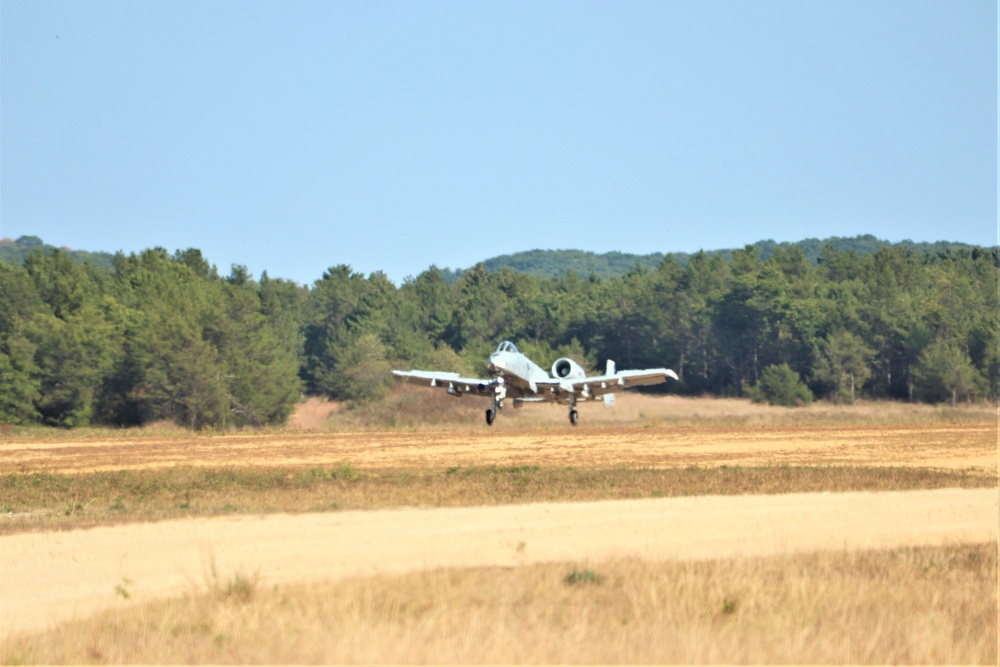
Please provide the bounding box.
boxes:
[391,370,497,396]
[535,368,679,399]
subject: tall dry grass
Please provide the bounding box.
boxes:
[2,390,993,440]
[4,543,995,664]
[296,387,998,432]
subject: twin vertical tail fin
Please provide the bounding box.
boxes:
[604,359,616,408]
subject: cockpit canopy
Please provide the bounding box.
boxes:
[495,341,519,354]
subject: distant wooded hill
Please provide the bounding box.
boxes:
[0,233,988,283]
[477,235,988,279]
[0,236,116,271]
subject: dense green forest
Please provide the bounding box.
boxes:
[1,238,997,428]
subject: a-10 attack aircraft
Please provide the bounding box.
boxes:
[392,340,679,426]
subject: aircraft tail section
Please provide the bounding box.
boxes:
[604,359,616,407]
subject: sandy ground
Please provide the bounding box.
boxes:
[1,415,997,639]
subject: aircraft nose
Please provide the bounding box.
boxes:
[488,352,504,374]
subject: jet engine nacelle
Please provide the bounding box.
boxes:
[551,358,586,380]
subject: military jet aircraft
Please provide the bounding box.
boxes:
[392,340,679,425]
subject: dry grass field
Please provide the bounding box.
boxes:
[4,545,994,664]
[1,392,997,663]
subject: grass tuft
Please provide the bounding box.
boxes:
[219,572,259,604]
[114,578,133,600]
[564,569,603,586]
[207,560,259,604]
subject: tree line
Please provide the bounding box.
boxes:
[1,243,996,427]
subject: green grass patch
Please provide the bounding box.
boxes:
[564,568,604,586]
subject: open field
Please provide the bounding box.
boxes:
[3,544,994,664]
[1,395,997,663]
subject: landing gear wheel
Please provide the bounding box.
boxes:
[486,408,496,426]
[569,409,579,426]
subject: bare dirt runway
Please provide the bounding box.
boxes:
[1,418,997,639]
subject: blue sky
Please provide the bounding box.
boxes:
[2,1,996,285]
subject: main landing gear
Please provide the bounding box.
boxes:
[486,379,506,426]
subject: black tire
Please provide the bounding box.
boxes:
[486,408,496,426]
[569,409,579,425]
